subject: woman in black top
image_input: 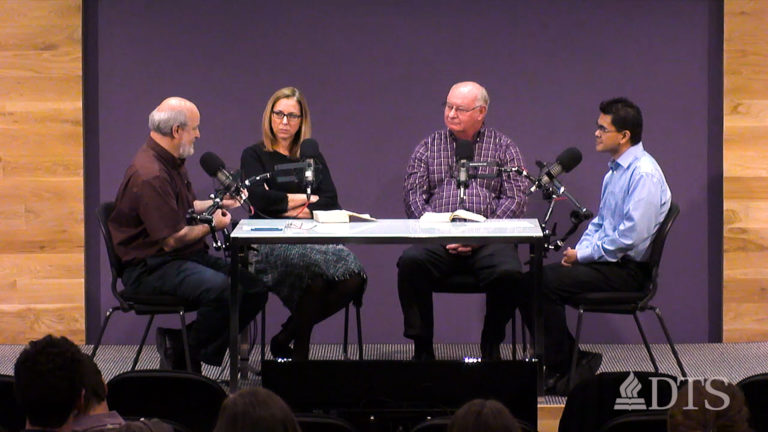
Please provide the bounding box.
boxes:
[241,87,366,360]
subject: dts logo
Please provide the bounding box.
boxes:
[614,373,731,411]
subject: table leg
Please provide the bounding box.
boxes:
[229,242,241,393]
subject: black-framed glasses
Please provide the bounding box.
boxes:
[596,125,622,135]
[442,102,483,114]
[272,110,302,121]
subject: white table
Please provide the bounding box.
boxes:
[227,218,544,391]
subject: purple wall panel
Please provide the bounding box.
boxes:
[87,0,721,344]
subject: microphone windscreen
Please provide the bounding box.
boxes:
[200,152,225,177]
[455,139,474,161]
[299,139,320,158]
[556,147,582,173]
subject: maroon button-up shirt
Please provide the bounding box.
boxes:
[109,137,204,264]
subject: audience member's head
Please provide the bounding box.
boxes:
[213,387,300,432]
[668,379,752,432]
[447,399,521,432]
[14,335,86,431]
[78,354,108,416]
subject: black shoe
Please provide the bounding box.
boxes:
[412,339,435,361]
[542,365,566,395]
[481,343,501,361]
[270,334,294,359]
[156,327,201,373]
[573,350,603,382]
[156,327,176,370]
[548,351,603,395]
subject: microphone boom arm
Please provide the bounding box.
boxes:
[503,165,593,254]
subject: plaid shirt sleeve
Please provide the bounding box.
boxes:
[489,136,528,219]
[403,139,432,218]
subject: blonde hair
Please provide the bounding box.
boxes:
[261,87,312,158]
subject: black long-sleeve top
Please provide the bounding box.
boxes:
[240,141,341,218]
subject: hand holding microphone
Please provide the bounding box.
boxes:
[199,151,253,213]
[212,208,231,231]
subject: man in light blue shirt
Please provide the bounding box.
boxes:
[521,97,671,395]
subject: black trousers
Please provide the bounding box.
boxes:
[122,251,267,366]
[397,243,522,346]
[518,259,650,374]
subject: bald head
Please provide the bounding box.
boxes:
[148,97,201,158]
[444,81,489,140]
[450,82,489,109]
[148,97,198,136]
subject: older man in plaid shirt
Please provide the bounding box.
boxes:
[398,81,528,360]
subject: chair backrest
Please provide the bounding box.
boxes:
[97,201,132,309]
[559,371,677,432]
[97,201,124,277]
[738,372,768,432]
[641,201,680,306]
[107,370,227,432]
[410,417,449,432]
[410,416,535,432]
[0,375,26,432]
[598,411,668,432]
[295,413,358,432]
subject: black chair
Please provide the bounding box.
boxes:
[295,413,358,432]
[559,371,677,432]
[738,372,768,432]
[107,370,227,432]
[598,411,668,432]
[567,202,686,390]
[0,375,26,432]
[410,417,450,432]
[91,201,199,371]
[435,274,527,359]
[410,415,535,432]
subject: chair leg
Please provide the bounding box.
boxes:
[567,308,585,392]
[510,311,518,361]
[355,302,363,360]
[521,312,528,358]
[91,307,120,360]
[343,304,350,360]
[132,314,155,371]
[260,307,266,365]
[179,311,193,373]
[652,306,687,378]
[633,311,659,373]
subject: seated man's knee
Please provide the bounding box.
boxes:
[397,247,428,274]
[190,271,229,304]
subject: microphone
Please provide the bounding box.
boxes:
[528,147,582,195]
[455,139,474,204]
[299,138,320,199]
[199,152,253,211]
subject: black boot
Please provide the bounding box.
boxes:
[412,338,435,361]
[270,316,295,359]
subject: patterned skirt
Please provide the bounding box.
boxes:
[248,244,366,311]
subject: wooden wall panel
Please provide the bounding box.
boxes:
[724,0,768,342]
[0,0,83,343]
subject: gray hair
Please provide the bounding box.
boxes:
[477,86,490,108]
[148,108,187,136]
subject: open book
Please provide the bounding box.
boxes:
[419,209,486,223]
[313,210,377,223]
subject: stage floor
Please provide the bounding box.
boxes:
[1,341,766,406]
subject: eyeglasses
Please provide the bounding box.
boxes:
[596,125,622,135]
[442,102,483,115]
[272,110,302,121]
